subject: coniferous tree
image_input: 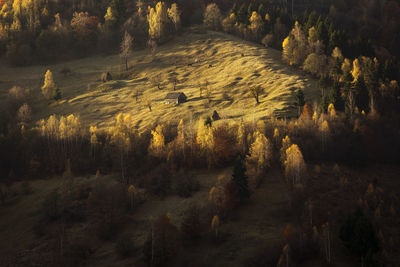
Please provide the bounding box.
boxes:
[329,81,345,111]
[258,3,266,18]
[363,58,380,113]
[330,57,342,82]
[295,89,305,116]
[305,11,317,32]
[329,30,346,53]
[230,2,238,16]
[232,155,250,202]
[340,208,380,262]
[247,2,256,21]
[237,3,248,25]
[110,0,125,26]
[316,16,329,49]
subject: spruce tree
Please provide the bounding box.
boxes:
[330,57,342,81]
[305,11,317,32]
[237,3,248,25]
[364,59,379,111]
[230,2,238,15]
[340,208,379,260]
[320,93,330,113]
[232,155,250,202]
[329,81,345,111]
[295,89,305,116]
[258,3,266,18]
[354,79,369,112]
[52,86,61,100]
[247,3,256,21]
[110,0,125,26]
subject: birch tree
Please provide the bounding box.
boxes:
[120,31,133,70]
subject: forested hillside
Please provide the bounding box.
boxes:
[0,0,399,266]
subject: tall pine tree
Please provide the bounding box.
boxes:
[232,155,250,202]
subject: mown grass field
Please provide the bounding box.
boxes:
[0,29,319,131]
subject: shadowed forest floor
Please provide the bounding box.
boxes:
[0,167,291,266]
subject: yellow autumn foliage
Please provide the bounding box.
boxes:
[246,131,272,189]
[280,135,292,164]
[148,2,169,42]
[284,144,306,185]
[327,103,336,117]
[149,124,165,157]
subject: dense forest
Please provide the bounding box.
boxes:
[0,0,400,266]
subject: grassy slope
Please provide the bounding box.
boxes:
[0,30,318,131]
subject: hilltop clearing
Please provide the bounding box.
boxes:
[0,30,318,130]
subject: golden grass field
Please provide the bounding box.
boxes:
[0,30,319,131]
